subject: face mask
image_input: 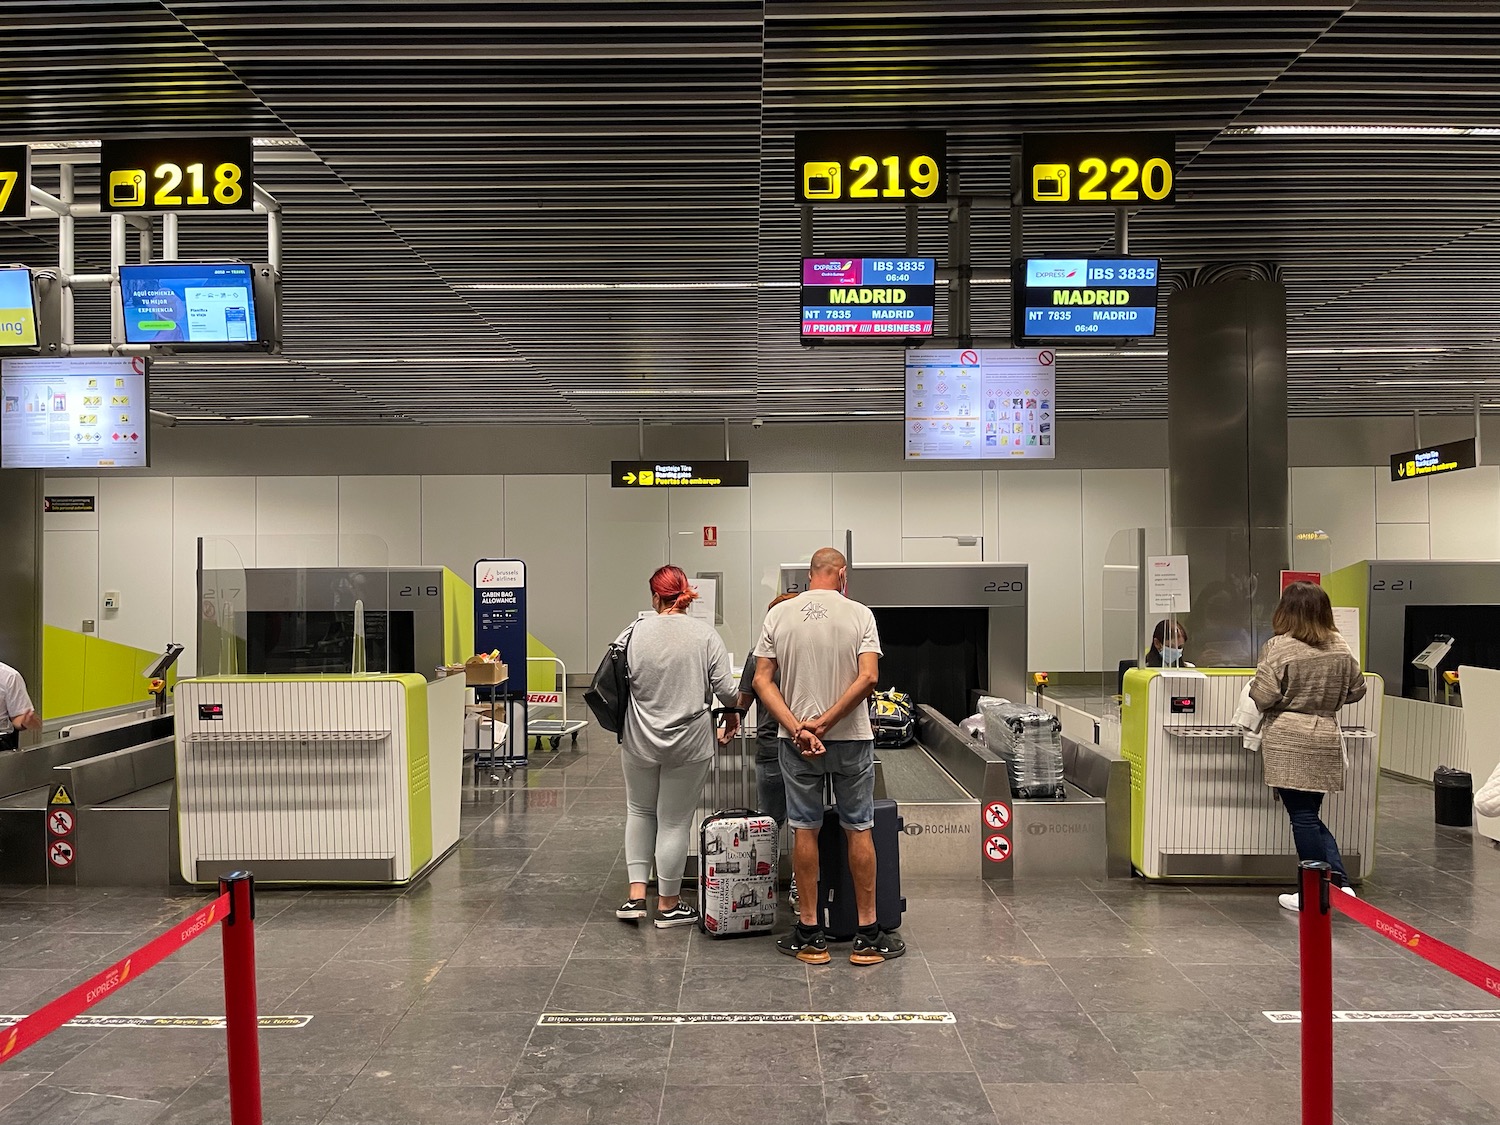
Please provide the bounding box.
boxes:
[1161,646,1183,665]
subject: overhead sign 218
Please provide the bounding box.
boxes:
[795,130,947,204]
[1021,133,1176,207]
[99,137,254,213]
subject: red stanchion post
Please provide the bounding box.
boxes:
[1298,860,1335,1125]
[219,871,263,1125]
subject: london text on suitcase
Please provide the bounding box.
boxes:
[817,798,906,941]
[699,810,778,938]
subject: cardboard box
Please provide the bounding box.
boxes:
[464,660,507,686]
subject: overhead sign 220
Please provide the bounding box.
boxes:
[1022,133,1176,207]
[795,130,947,204]
[99,137,254,213]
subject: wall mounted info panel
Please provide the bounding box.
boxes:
[802,257,935,340]
[1121,668,1383,882]
[1015,258,1159,340]
[794,129,947,205]
[119,261,271,349]
[905,348,1056,460]
[1022,132,1176,208]
[99,136,253,213]
[1,356,148,469]
[0,267,39,352]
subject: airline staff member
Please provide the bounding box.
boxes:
[0,662,39,751]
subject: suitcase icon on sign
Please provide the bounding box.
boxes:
[1031,163,1070,202]
[109,169,147,207]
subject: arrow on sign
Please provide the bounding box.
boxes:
[623,472,637,484]
[1397,462,1406,478]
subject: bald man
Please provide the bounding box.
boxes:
[753,547,904,966]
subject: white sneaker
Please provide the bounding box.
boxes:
[1341,885,1357,898]
[1278,892,1299,912]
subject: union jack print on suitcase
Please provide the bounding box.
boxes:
[698,809,778,938]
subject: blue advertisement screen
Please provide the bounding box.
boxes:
[0,269,37,349]
[120,262,258,345]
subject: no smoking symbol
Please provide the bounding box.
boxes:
[49,840,75,868]
[984,834,1011,863]
[48,809,74,836]
[983,802,1011,831]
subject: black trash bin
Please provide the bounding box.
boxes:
[1434,767,1474,828]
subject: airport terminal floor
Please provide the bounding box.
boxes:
[0,707,1496,1125]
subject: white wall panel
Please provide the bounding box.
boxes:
[1376,523,1431,560]
[1428,466,1500,560]
[833,472,901,563]
[98,477,174,652]
[750,472,832,532]
[338,476,422,565]
[1376,473,1429,525]
[44,530,98,634]
[255,476,339,567]
[996,470,1084,671]
[173,477,258,676]
[982,472,1000,562]
[900,471,984,540]
[504,475,587,669]
[1081,468,1167,671]
[41,477,98,531]
[668,486,753,664]
[1289,467,1377,572]
[586,475,666,659]
[420,475,505,578]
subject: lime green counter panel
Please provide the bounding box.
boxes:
[1324,562,1371,668]
[42,626,178,720]
[1121,668,1154,874]
[442,568,475,666]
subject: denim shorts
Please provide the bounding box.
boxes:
[780,738,876,832]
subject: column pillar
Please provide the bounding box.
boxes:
[0,470,43,707]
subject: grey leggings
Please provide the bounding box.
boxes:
[622,755,712,898]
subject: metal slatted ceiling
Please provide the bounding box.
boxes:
[0,1,1497,422]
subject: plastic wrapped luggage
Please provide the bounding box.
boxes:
[699,810,778,938]
[980,699,1065,799]
[816,799,906,940]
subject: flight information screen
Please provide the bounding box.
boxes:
[119,261,259,345]
[1,356,148,468]
[905,348,1056,461]
[802,257,935,339]
[1015,257,1159,339]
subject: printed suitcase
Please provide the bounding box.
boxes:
[817,798,906,940]
[699,809,778,938]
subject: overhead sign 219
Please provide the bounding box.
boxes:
[795,130,947,204]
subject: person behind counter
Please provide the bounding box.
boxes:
[1144,619,1191,668]
[1247,582,1367,910]
[0,661,39,752]
[614,565,741,929]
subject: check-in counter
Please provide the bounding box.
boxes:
[1122,668,1383,882]
[174,673,464,885]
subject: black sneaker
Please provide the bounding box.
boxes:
[615,898,648,921]
[850,929,906,965]
[654,903,698,929]
[776,925,831,965]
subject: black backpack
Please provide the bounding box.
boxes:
[583,622,637,741]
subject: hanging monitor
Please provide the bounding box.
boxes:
[905,348,1056,461]
[802,257,935,340]
[119,260,275,349]
[0,267,39,354]
[1014,257,1159,341]
[1,356,149,469]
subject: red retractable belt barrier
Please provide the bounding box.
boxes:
[0,892,229,1063]
[1296,861,1500,1125]
[0,871,263,1125]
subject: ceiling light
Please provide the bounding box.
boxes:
[457,281,759,292]
[309,356,527,365]
[1289,346,1448,355]
[563,388,753,398]
[1223,124,1491,137]
[228,414,313,422]
[1373,379,1497,387]
[28,136,300,151]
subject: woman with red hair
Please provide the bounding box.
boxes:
[615,565,740,928]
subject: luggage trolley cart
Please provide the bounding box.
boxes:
[525,656,588,752]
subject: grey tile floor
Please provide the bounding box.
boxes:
[0,719,1498,1123]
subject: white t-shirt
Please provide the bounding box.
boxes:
[0,663,35,736]
[753,589,882,742]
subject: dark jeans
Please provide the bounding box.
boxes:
[1276,787,1349,887]
[754,734,786,826]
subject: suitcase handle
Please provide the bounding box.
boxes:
[711,707,748,718]
[708,808,759,819]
